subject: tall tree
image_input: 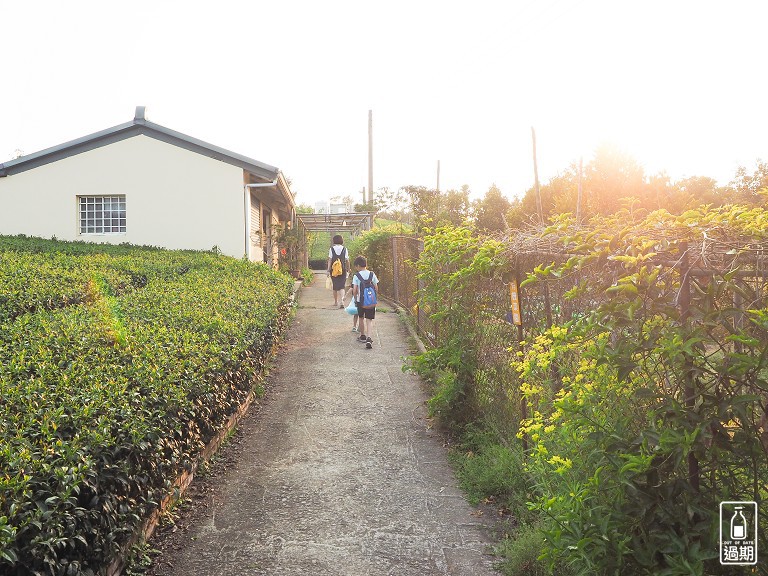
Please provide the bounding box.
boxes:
[441,186,471,227]
[295,203,314,214]
[644,172,674,212]
[374,186,411,229]
[671,175,721,208]
[729,160,768,206]
[510,146,648,223]
[403,184,471,233]
[473,184,512,232]
[583,144,646,216]
[403,185,440,233]
[547,168,580,216]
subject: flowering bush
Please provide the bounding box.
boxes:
[411,206,768,574]
[513,207,768,574]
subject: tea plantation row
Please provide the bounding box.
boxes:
[0,236,295,575]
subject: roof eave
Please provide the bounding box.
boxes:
[0,112,282,181]
[141,119,279,181]
[0,120,137,177]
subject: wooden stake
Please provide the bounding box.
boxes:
[531,127,543,222]
[576,156,583,223]
[368,110,373,205]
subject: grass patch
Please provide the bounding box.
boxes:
[447,425,574,575]
[449,427,532,520]
[493,523,560,576]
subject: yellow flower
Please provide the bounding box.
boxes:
[547,455,573,474]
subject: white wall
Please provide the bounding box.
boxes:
[0,135,247,257]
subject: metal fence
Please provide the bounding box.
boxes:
[386,236,436,342]
[381,229,768,452]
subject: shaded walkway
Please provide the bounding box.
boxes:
[148,274,497,576]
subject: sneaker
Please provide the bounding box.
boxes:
[358,334,367,342]
[366,342,373,349]
[351,327,359,332]
[366,337,373,344]
[339,305,344,309]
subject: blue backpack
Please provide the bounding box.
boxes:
[356,271,378,308]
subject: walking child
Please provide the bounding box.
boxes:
[327,235,350,308]
[352,256,379,349]
[342,275,359,332]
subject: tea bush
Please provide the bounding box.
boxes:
[0,235,294,575]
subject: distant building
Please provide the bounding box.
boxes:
[314,201,328,214]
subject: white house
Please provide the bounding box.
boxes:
[313,201,328,214]
[0,107,296,264]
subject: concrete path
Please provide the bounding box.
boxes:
[149,273,497,576]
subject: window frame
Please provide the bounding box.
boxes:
[78,195,127,235]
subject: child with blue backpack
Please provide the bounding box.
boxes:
[341,274,359,333]
[352,255,379,349]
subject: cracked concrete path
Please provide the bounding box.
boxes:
[151,273,498,576]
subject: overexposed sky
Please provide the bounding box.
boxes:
[2,0,766,206]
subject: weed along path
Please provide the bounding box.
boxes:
[146,273,497,576]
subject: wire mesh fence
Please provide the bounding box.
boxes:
[384,225,768,449]
[381,219,768,570]
[388,236,436,343]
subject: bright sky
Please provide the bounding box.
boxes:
[2,1,766,207]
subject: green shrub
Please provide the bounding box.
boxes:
[347,226,402,293]
[514,208,768,575]
[450,431,533,520]
[411,226,506,428]
[410,208,768,574]
[0,235,294,575]
[494,524,551,576]
[301,267,314,286]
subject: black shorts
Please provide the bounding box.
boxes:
[357,305,376,320]
[331,274,346,291]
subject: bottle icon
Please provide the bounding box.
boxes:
[731,506,748,540]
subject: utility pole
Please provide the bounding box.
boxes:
[436,160,440,192]
[531,127,543,222]
[576,156,583,223]
[368,110,373,205]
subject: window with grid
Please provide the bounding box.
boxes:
[79,196,126,234]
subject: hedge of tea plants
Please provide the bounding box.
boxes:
[0,235,294,575]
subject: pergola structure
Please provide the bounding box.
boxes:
[296,212,374,235]
[286,212,374,271]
